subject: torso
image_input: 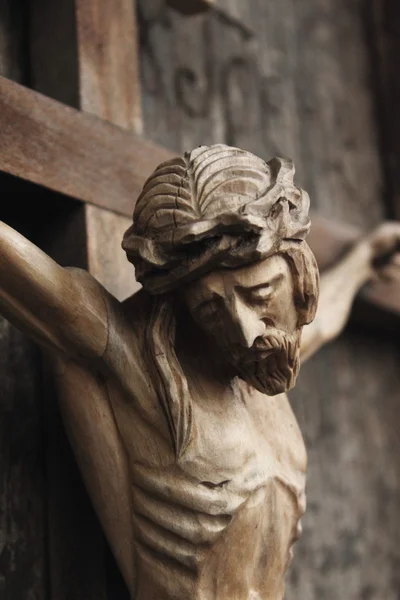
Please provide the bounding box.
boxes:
[54,290,307,600]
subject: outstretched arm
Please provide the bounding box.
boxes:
[0,221,108,360]
[301,222,400,362]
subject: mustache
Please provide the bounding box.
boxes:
[230,329,300,365]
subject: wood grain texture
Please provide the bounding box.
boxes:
[76,0,143,133]
[76,0,142,591]
[136,1,400,598]
[75,0,143,300]
[86,205,141,302]
[0,75,174,217]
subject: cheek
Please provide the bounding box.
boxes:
[286,300,298,332]
[267,292,298,332]
[191,307,231,344]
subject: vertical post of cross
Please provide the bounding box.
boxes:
[28,1,144,597]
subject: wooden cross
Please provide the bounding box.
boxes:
[0,1,399,598]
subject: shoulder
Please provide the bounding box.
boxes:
[61,269,153,375]
[55,267,112,358]
[65,267,108,306]
[61,268,146,361]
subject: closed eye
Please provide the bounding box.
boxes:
[192,295,222,315]
[247,285,272,303]
[239,273,284,305]
[252,283,273,295]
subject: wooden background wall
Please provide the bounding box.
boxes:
[0,1,399,599]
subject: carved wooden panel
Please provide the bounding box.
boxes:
[138,0,383,227]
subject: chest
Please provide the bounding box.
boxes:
[177,380,307,499]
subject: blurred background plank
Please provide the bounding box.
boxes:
[0,3,47,599]
[76,0,143,133]
[369,0,400,221]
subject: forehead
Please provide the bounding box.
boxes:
[194,254,290,295]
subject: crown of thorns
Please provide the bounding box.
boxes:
[122,144,311,294]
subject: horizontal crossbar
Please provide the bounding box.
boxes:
[0,76,174,218]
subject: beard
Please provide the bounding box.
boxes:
[223,328,302,396]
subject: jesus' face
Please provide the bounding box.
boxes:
[183,254,302,396]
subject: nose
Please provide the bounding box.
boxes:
[230,295,266,348]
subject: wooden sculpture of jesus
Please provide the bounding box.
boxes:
[1,145,399,599]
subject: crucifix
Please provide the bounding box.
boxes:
[1,1,400,599]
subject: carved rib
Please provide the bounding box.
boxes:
[133,512,207,572]
[132,484,231,545]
